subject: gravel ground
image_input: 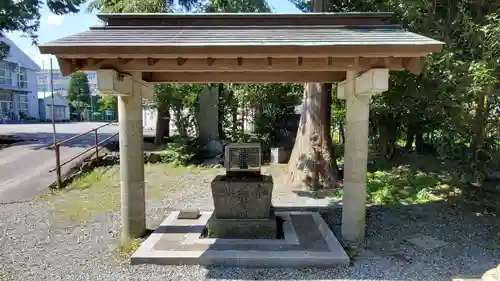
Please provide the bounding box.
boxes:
[1,165,499,281]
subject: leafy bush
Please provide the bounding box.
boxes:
[19,112,28,120]
[160,136,201,166]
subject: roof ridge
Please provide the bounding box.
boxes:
[90,25,403,30]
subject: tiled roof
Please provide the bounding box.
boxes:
[40,13,443,50]
[42,25,441,47]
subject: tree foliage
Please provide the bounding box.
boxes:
[97,95,117,111]
[291,0,500,185]
[205,0,271,12]
[67,72,91,110]
[0,0,86,58]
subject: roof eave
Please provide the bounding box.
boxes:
[40,43,443,58]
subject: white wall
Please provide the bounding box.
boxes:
[27,70,38,118]
[42,95,69,121]
[1,34,40,119]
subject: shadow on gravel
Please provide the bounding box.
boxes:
[205,201,500,281]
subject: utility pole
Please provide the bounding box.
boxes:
[50,58,62,188]
[50,58,57,144]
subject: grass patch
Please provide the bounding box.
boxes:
[119,238,143,259]
[327,153,462,205]
[51,167,120,224]
[363,153,461,206]
[46,163,209,225]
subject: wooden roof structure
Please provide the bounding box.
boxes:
[39,12,443,83]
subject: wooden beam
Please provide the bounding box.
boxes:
[88,58,104,66]
[80,57,408,72]
[403,57,424,74]
[206,57,215,66]
[176,57,187,66]
[58,58,77,76]
[147,57,160,66]
[143,71,346,83]
[117,58,132,64]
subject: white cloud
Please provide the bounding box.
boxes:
[46,15,65,25]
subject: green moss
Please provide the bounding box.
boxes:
[119,238,142,259]
[364,157,460,206]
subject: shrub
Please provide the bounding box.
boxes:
[160,136,201,166]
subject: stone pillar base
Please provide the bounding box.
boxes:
[482,265,500,281]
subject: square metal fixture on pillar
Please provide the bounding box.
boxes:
[224,142,262,173]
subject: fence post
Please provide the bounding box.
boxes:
[55,145,62,188]
[94,129,99,158]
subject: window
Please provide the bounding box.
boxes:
[18,95,28,103]
[86,72,96,81]
[17,68,27,88]
[0,61,14,86]
[0,91,12,101]
[0,90,13,117]
[18,93,29,116]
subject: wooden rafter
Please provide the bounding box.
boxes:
[78,57,413,73]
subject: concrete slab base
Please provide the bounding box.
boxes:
[407,234,448,250]
[131,211,350,267]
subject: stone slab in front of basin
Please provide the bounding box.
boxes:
[406,234,448,250]
[131,210,350,267]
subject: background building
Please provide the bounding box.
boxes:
[38,92,70,121]
[0,33,40,122]
[37,69,98,94]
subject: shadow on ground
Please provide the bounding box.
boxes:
[205,201,500,280]
[0,132,120,150]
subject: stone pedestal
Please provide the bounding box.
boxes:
[209,174,276,238]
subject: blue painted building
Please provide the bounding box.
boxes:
[0,33,40,121]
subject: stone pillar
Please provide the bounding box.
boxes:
[118,72,146,241]
[341,71,370,243]
[339,69,389,243]
[196,86,219,140]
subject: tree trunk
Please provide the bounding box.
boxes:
[217,83,225,139]
[287,83,338,190]
[469,88,491,163]
[174,109,187,137]
[323,83,333,151]
[405,130,415,150]
[154,102,170,145]
[339,122,345,144]
[229,92,238,138]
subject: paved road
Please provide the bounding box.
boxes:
[0,122,123,203]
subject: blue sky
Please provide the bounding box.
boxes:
[7,0,300,70]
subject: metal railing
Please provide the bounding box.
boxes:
[49,121,119,188]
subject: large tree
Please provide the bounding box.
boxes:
[67,72,91,113]
[292,0,500,185]
[0,0,86,58]
[286,0,339,191]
